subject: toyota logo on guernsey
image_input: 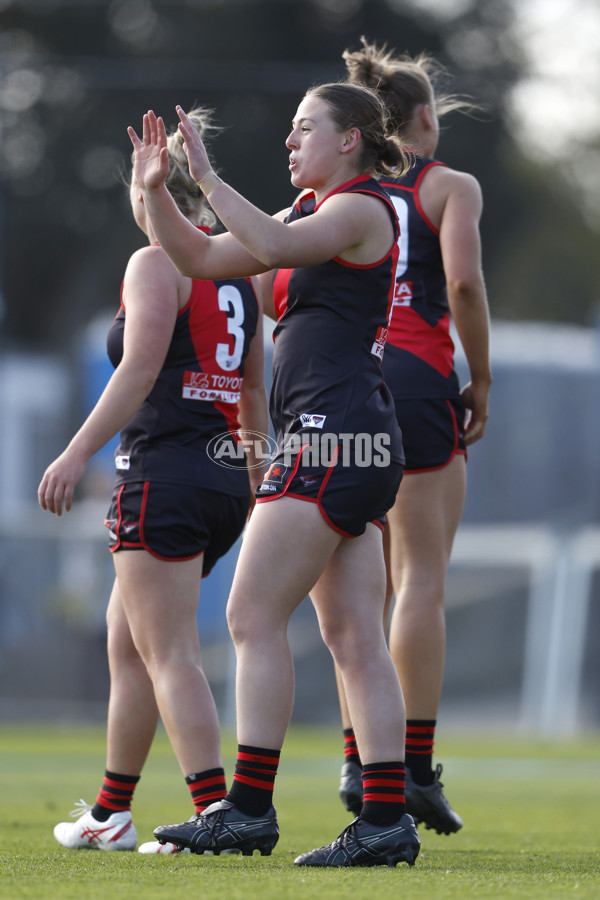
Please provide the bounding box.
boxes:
[207,431,276,470]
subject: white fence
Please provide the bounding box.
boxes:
[0,505,598,735]
[450,524,600,735]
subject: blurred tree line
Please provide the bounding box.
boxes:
[0,0,598,352]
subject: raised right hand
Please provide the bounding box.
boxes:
[127,110,170,191]
[175,105,213,183]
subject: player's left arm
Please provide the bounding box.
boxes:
[439,171,492,445]
[38,247,178,515]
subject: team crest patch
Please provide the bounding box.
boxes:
[265,463,287,483]
[300,414,326,429]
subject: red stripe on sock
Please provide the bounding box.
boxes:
[363,792,406,803]
[101,777,134,790]
[236,752,279,765]
[200,789,227,801]
[187,774,226,789]
[362,777,406,789]
[233,773,275,790]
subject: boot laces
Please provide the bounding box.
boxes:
[69,799,92,819]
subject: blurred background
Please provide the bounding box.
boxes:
[0,0,598,737]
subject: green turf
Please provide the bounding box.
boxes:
[1,725,599,899]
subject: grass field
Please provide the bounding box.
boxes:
[0,724,599,899]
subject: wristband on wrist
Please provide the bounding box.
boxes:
[196,171,223,195]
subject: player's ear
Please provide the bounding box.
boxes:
[419,104,435,132]
[341,127,361,155]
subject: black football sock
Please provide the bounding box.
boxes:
[91,770,140,821]
[225,745,280,817]
[343,727,361,767]
[185,767,227,814]
[360,761,406,826]
[405,719,436,786]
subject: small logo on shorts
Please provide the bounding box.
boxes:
[300,475,320,487]
[122,522,137,534]
[258,483,278,492]
[116,455,130,470]
[300,414,326,429]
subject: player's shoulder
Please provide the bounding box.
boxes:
[125,243,183,283]
[422,166,483,212]
[127,242,173,270]
[428,165,481,193]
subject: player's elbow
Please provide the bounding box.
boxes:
[260,242,286,270]
[176,258,204,279]
[258,229,297,270]
[241,379,265,399]
[136,364,160,397]
[446,274,483,303]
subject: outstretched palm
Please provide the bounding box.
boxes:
[175,105,211,182]
[127,110,170,190]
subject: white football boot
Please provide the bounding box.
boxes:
[54,799,137,851]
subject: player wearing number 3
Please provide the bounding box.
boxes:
[39,109,268,853]
[336,40,492,835]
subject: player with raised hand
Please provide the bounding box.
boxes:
[128,83,421,867]
[40,108,267,853]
